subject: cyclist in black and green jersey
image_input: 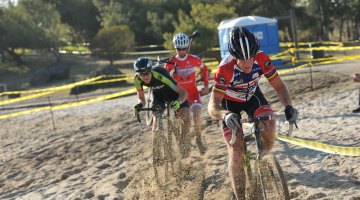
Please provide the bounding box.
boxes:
[133,57,191,157]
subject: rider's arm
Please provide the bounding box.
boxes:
[208,66,229,120]
[257,53,293,107]
[208,91,228,120]
[269,76,293,107]
[174,84,188,103]
[199,62,209,87]
[136,90,146,105]
[163,62,174,74]
[134,75,146,105]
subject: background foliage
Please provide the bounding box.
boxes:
[1,0,360,65]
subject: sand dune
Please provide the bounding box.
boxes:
[0,67,359,199]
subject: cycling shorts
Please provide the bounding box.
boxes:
[220,86,272,130]
[187,87,201,108]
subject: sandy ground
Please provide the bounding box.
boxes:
[0,63,360,200]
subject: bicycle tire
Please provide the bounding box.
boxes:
[166,119,183,180]
[153,129,170,186]
[243,151,258,200]
[257,155,290,200]
[145,88,153,126]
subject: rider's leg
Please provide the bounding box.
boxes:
[191,104,206,154]
[224,127,246,200]
[191,104,202,136]
[254,106,276,155]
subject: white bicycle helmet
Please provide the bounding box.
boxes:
[173,32,190,49]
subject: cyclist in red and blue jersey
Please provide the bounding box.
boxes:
[207,27,299,199]
[133,57,191,157]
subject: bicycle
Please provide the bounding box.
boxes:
[229,114,292,200]
[135,102,183,186]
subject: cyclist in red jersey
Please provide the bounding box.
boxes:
[164,32,209,154]
[207,27,299,199]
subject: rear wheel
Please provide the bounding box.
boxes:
[257,155,290,200]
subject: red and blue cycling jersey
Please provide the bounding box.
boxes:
[213,51,278,102]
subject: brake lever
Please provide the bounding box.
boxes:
[287,122,293,136]
[287,121,298,136]
[136,111,141,123]
[229,129,237,145]
[294,121,298,129]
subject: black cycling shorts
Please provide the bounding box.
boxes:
[221,86,270,128]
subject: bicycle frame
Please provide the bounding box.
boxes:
[136,102,182,185]
[228,114,291,200]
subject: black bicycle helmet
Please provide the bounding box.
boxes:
[228,27,260,60]
[133,57,153,73]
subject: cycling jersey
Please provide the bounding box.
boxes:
[213,52,278,102]
[221,87,271,133]
[164,54,209,105]
[134,66,189,108]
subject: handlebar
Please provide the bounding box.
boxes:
[229,114,297,145]
[134,104,170,123]
[156,56,176,65]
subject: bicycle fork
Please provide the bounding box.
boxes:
[253,121,269,200]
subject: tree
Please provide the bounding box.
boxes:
[49,0,101,42]
[0,0,70,64]
[163,3,237,54]
[90,25,134,66]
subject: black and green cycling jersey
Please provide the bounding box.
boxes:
[134,66,179,102]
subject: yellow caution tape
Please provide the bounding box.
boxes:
[293,57,337,63]
[1,76,103,95]
[0,88,137,120]
[277,135,360,157]
[289,45,360,52]
[83,77,132,85]
[0,91,56,106]
[103,74,133,78]
[277,63,308,75]
[280,41,343,47]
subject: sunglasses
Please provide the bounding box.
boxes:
[176,48,187,51]
[139,71,151,77]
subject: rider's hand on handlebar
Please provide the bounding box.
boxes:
[133,103,143,114]
[285,105,299,123]
[170,100,181,111]
[224,112,241,130]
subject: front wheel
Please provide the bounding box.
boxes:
[257,155,290,200]
[153,130,170,186]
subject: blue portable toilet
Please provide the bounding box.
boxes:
[218,16,281,65]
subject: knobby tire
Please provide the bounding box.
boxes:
[153,118,183,186]
[153,129,169,186]
[256,155,290,200]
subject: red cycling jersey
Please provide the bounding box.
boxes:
[213,52,278,102]
[164,54,209,105]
